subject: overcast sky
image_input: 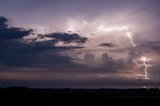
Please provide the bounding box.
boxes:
[0,0,160,88]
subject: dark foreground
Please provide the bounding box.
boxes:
[1,87,160,106]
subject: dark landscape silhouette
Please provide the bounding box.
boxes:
[1,86,160,106]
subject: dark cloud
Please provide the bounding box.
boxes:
[0,16,32,42]
[0,16,8,28]
[0,16,88,71]
[46,32,87,43]
[98,43,115,47]
[24,32,87,48]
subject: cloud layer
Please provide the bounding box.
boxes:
[0,0,160,88]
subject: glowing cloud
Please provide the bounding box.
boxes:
[23,33,54,43]
[66,20,77,32]
[97,25,136,47]
[55,41,81,47]
[98,25,128,32]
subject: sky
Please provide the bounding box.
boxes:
[0,0,160,88]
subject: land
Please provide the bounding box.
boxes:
[1,87,160,106]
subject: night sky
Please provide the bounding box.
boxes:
[0,0,160,88]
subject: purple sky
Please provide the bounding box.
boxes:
[0,0,160,88]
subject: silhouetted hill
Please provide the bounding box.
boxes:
[1,86,160,106]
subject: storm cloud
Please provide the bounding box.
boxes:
[0,0,160,88]
[0,16,32,42]
[0,16,88,70]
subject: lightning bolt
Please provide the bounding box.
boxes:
[98,25,128,31]
[141,56,150,80]
[126,32,136,47]
[98,25,136,47]
[97,25,153,80]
